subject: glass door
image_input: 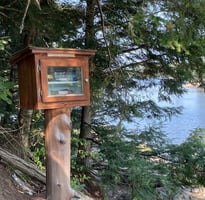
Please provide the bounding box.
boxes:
[47,66,83,96]
[40,58,89,103]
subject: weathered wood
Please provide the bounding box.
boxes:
[0,147,46,183]
[45,108,74,200]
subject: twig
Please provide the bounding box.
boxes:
[20,0,31,34]
[96,0,112,67]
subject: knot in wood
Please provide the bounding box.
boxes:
[55,131,67,144]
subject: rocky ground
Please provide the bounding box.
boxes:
[174,187,205,200]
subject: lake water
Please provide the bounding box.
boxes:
[164,86,205,143]
[126,86,205,144]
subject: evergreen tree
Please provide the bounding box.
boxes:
[0,0,205,199]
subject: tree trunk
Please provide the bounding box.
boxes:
[78,106,92,167]
[77,0,96,170]
[18,109,33,156]
[77,1,103,198]
[18,23,37,157]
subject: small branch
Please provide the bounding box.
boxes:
[96,0,112,66]
[86,137,101,145]
[20,0,31,34]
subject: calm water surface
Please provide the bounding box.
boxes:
[164,87,205,143]
[126,86,205,144]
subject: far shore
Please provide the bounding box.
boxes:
[183,82,201,88]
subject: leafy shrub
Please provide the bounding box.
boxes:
[0,78,13,104]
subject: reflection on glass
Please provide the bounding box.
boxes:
[47,66,83,96]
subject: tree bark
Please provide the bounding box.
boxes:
[77,1,103,198]
[77,0,96,169]
[18,109,33,154]
[17,17,37,157]
[78,106,92,167]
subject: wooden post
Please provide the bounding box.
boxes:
[45,107,74,200]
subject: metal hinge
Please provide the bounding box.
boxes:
[39,89,43,98]
[37,61,41,72]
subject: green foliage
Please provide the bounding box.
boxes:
[0,35,13,105]
[88,122,205,199]
[0,78,13,104]
[92,123,179,199]
[128,0,205,88]
[169,128,205,186]
[32,144,45,170]
[0,37,10,50]
[29,112,46,169]
[70,127,90,187]
[71,175,85,191]
[30,130,45,170]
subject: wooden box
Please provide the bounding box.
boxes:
[11,47,96,109]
